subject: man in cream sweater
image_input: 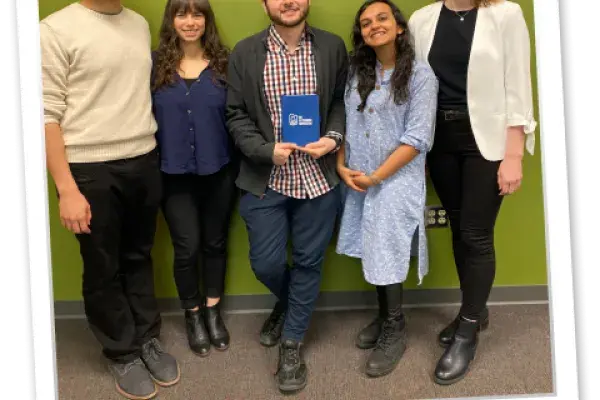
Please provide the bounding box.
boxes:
[40,1,178,399]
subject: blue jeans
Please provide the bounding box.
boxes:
[239,186,340,342]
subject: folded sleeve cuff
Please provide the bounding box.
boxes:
[507,110,537,156]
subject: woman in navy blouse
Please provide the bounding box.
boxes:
[151,0,234,357]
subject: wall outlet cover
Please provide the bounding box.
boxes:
[425,206,449,228]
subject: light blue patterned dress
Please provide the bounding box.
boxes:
[336,61,438,286]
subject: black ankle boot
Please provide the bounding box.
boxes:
[438,307,489,347]
[434,316,479,385]
[184,308,211,357]
[276,339,307,394]
[204,301,230,351]
[356,286,387,349]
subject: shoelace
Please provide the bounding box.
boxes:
[266,312,285,334]
[278,346,300,372]
[118,358,144,375]
[143,339,164,361]
[285,347,300,365]
[375,321,397,353]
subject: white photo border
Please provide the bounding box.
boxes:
[13,0,578,399]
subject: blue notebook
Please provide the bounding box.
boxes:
[281,94,320,147]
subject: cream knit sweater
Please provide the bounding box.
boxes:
[40,3,157,163]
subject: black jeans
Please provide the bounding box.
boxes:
[69,149,162,363]
[427,113,503,320]
[161,163,237,309]
[239,187,340,342]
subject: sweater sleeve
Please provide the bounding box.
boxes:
[40,22,69,125]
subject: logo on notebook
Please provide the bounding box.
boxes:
[288,114,313,127]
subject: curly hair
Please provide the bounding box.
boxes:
[152,0,229,91]
[349,0,415,112]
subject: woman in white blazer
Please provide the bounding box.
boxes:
[408,0,537,385]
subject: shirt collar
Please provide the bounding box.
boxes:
[266,23,314,51]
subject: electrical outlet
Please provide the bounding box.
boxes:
[425,206,449,228]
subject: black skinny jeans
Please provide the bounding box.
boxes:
[427,113,503,320]
[161,163,237,310]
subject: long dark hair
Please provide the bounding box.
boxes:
[152,0,229,91]
[349,0,415,112]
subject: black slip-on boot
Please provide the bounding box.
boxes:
[204,301,230,351]
[434,316,479,385]
[438,307,489,347]
[184,308,211,356]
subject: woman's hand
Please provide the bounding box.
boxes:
[499,126,526,196]
[352,175,377,191]
[498,155,523,195]
[337,165,366,193]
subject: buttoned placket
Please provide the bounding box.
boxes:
[365,65,391,133]
[181,76,199,172]
[279,34,306,90]
[265,26,329,199]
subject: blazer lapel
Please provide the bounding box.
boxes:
[256,49,268,106]
[422,2,443,62]
[466,6,498,101]
[255,39,275,140]
[467,5,483,85]
[312,41,324,121]
[313,43,323,97]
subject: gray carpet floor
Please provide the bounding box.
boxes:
[55,304,554,400]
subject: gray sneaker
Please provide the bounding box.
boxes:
[141,338,180,387]
[108,358,157,400]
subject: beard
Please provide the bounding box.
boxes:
[266,3,310,28]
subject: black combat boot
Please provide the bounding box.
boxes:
[356,286,387,349]
[260,301,286,347]
[364,283,407,377]
[434,316,479,385]
[276,339,307,394]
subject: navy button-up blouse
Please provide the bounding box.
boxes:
[152,64,231,176]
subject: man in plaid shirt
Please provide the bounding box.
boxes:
[226,0,348,393]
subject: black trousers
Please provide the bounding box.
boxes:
[427,114,503,320]
[69,149,162,363]
[161,163,237,309]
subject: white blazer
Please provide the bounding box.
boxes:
[408,0,537,161]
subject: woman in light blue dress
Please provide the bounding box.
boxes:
[336,0,438,378]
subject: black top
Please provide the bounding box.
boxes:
[183,77,197,88]
[428,4,478,110]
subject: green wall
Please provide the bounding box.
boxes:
[40,0,546,301]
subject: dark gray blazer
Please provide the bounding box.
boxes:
[225,25,349,196]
